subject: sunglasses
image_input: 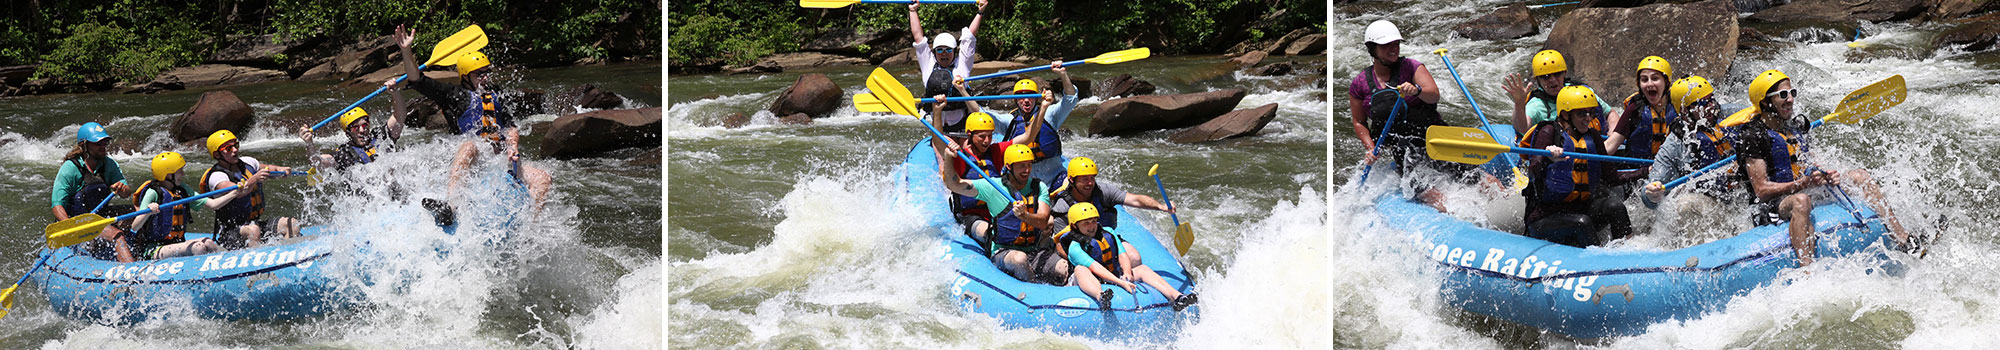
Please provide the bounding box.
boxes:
[1765,88,1795,100]
[933,47,956,54]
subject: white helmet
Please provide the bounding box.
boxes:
[933,32,958,49]
[1365,20,1402,45]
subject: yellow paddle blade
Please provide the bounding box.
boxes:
[1720,106,1756,127]
[1432,48,1449,56]
[0,283,17,319]
[45,214,109,249]
[425,25,490,67]
[1825,74,1905,125]
[1425,126,1513,165]
[864,68,919,116]
[1174,222,1193,257]
[852,93,889,113]
[1148,163,1159,177]
[1084,47,1151,65]
[799,0,863,8]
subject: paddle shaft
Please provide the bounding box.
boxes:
[120,185,239,223]
[20,190,125,293]
[1662,118,1829,191]
[921,94,1039,103]
[1150,174,1182,226]
[1433,51,1496,131]
[921,116,1018,203]
[1511,146,1654,164]
[966,60,1090,82]
[86,192,116,216]
[1356,89,1406,185]
[311,64,430,130]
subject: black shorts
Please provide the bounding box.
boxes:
[215,218,273,249]
[991,247,1068,285]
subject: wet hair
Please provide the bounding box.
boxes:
[62,141,88,161]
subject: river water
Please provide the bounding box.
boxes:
[667,55,1333,348]
[0,62,661,348]
[1332,2,2000,348]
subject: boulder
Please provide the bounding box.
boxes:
[879,48,916,66]
[1282,34,1327,56]
[138,64,289,93]
[1267,29,1310,56]
[298,36,399,81]
[1580,0,1665,7]
[1546,0,1738,102]
[1927,0,2000,20]
[767,73,841,119]
[778,113,814,125]
[1746,0,1925,23]
[208,33,324,68]
[1456,3,1539,41]
[1934,20,2000,52]
[720,112,751,129]
[514,89,549,117]
[1231,50,1268,68]
[753,52,867,70]
[539,107,662,159]
[1170,103,1280,143]
[1098,74,1157,98]
[1088,89,1248,135]
[561,84,627,110]
[409,94,447,130]
[169,91,256,143]
[1248,62,1295,76]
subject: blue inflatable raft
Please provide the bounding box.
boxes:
[897,139,1198,339]
[1373,192,1901,339]
[34,228,350,323]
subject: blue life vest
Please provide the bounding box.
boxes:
[1616,93,1676,160]
[131,180,189,245]
[1524,123,1607,204]
[1006,107,1063,161]
[1688,125,1739,194]
[991,178,1048,251]
[457,91,506,142]
[1075,228,1124,272]
[345,144,376,165]
[1759,128,1807,183]
[1051,179,1121,231]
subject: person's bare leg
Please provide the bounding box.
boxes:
[1845,170,1911,247]
[447,141,481,197]
[242,223,265,248]
[154,238,220,259]
[1131,265,1184,300]
[277,217,301,238]
[525,164,553,210]
[1072,268,1102,296]
[1419,188,1449,213]
[1783,193,1816,266]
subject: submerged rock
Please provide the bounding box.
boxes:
[1169,103,1280,143]
[1088,89,1247,136]
[170,90,255,143]
[540,107,662,159]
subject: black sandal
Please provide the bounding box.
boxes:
[1172,293,1199,312]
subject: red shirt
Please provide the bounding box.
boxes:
[953,140,1013,178]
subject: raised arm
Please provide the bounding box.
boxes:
[966,0,989,37]
[907,2,926,43]
[385,79,407,143]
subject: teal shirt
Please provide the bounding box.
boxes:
[969,178,1048,217]
[50,156,128,208]
[1525,86,1614,125]
[1066,228,1127,268]
[139,182,209,211]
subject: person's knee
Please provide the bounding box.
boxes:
[193,238,220,254]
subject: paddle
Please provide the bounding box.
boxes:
[863,67,1018,203]
[1149,164,1195,256]
[0,192,122,318]
[1433,48,1529,189]
[309,25,488,131]
[1661,74,1906,192]
[963,48,1152,81]
[1355,89,1406,185]
[3,185,241,319]
[800,0,976,9]
[852,93,1040,113]
[1426,126,1655,165]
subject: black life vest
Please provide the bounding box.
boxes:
[131,180,189,245]
[61,157,115,215]
[950,150,996,219]
[1365,67,1444,163]
[923,65,970,132]
[1616,93,1676,160]
[1050,180,1121,231]
[201,163,264,226]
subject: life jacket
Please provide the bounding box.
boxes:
[457,91,506,143]
[201,163,264,226]
[1684,125,1740,195]
[1528,80,1602,133]
[1617,93,1676,160]
[1050,179,1121,230]
[990,178,1048,250]
[61,157,115,215]
[1522,123,1607,204]
[131,180,189,245]
[343,143,377,166]
[950,150,995,219]
[1365,67,1445,163]
[1006,107,1064,162]
[1074,228,1124,273]
[923,65,970,132]
[1758,127,1807,183]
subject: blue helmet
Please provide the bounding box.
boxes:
[77,122,110,143]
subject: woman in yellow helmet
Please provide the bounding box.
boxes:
[200,130,302,249]
[1519,86,1631,247]
[301,79,406,171]
[1054,203,1196,311]
[108,152,232,262]
[390,24,553,209]
[1504,49,1613,135]
[939,143,1066,285]
[1729,70,1913,265]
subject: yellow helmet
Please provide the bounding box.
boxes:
[966,112,996,132]
[1013,79,1038,93]
[1722,69,1792,127]
[1003,144,1034,166]
[1067,202,1100,225]
[205,129,238,155]
[1532,49,1568,77]
[150,152,185,181]
[1669,76,1714,112]
[340,107,369,129]
[1636,56,1672,79]
[1066,157,1098,178]
[1557,85,1599,114]
[456,51,492,76]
